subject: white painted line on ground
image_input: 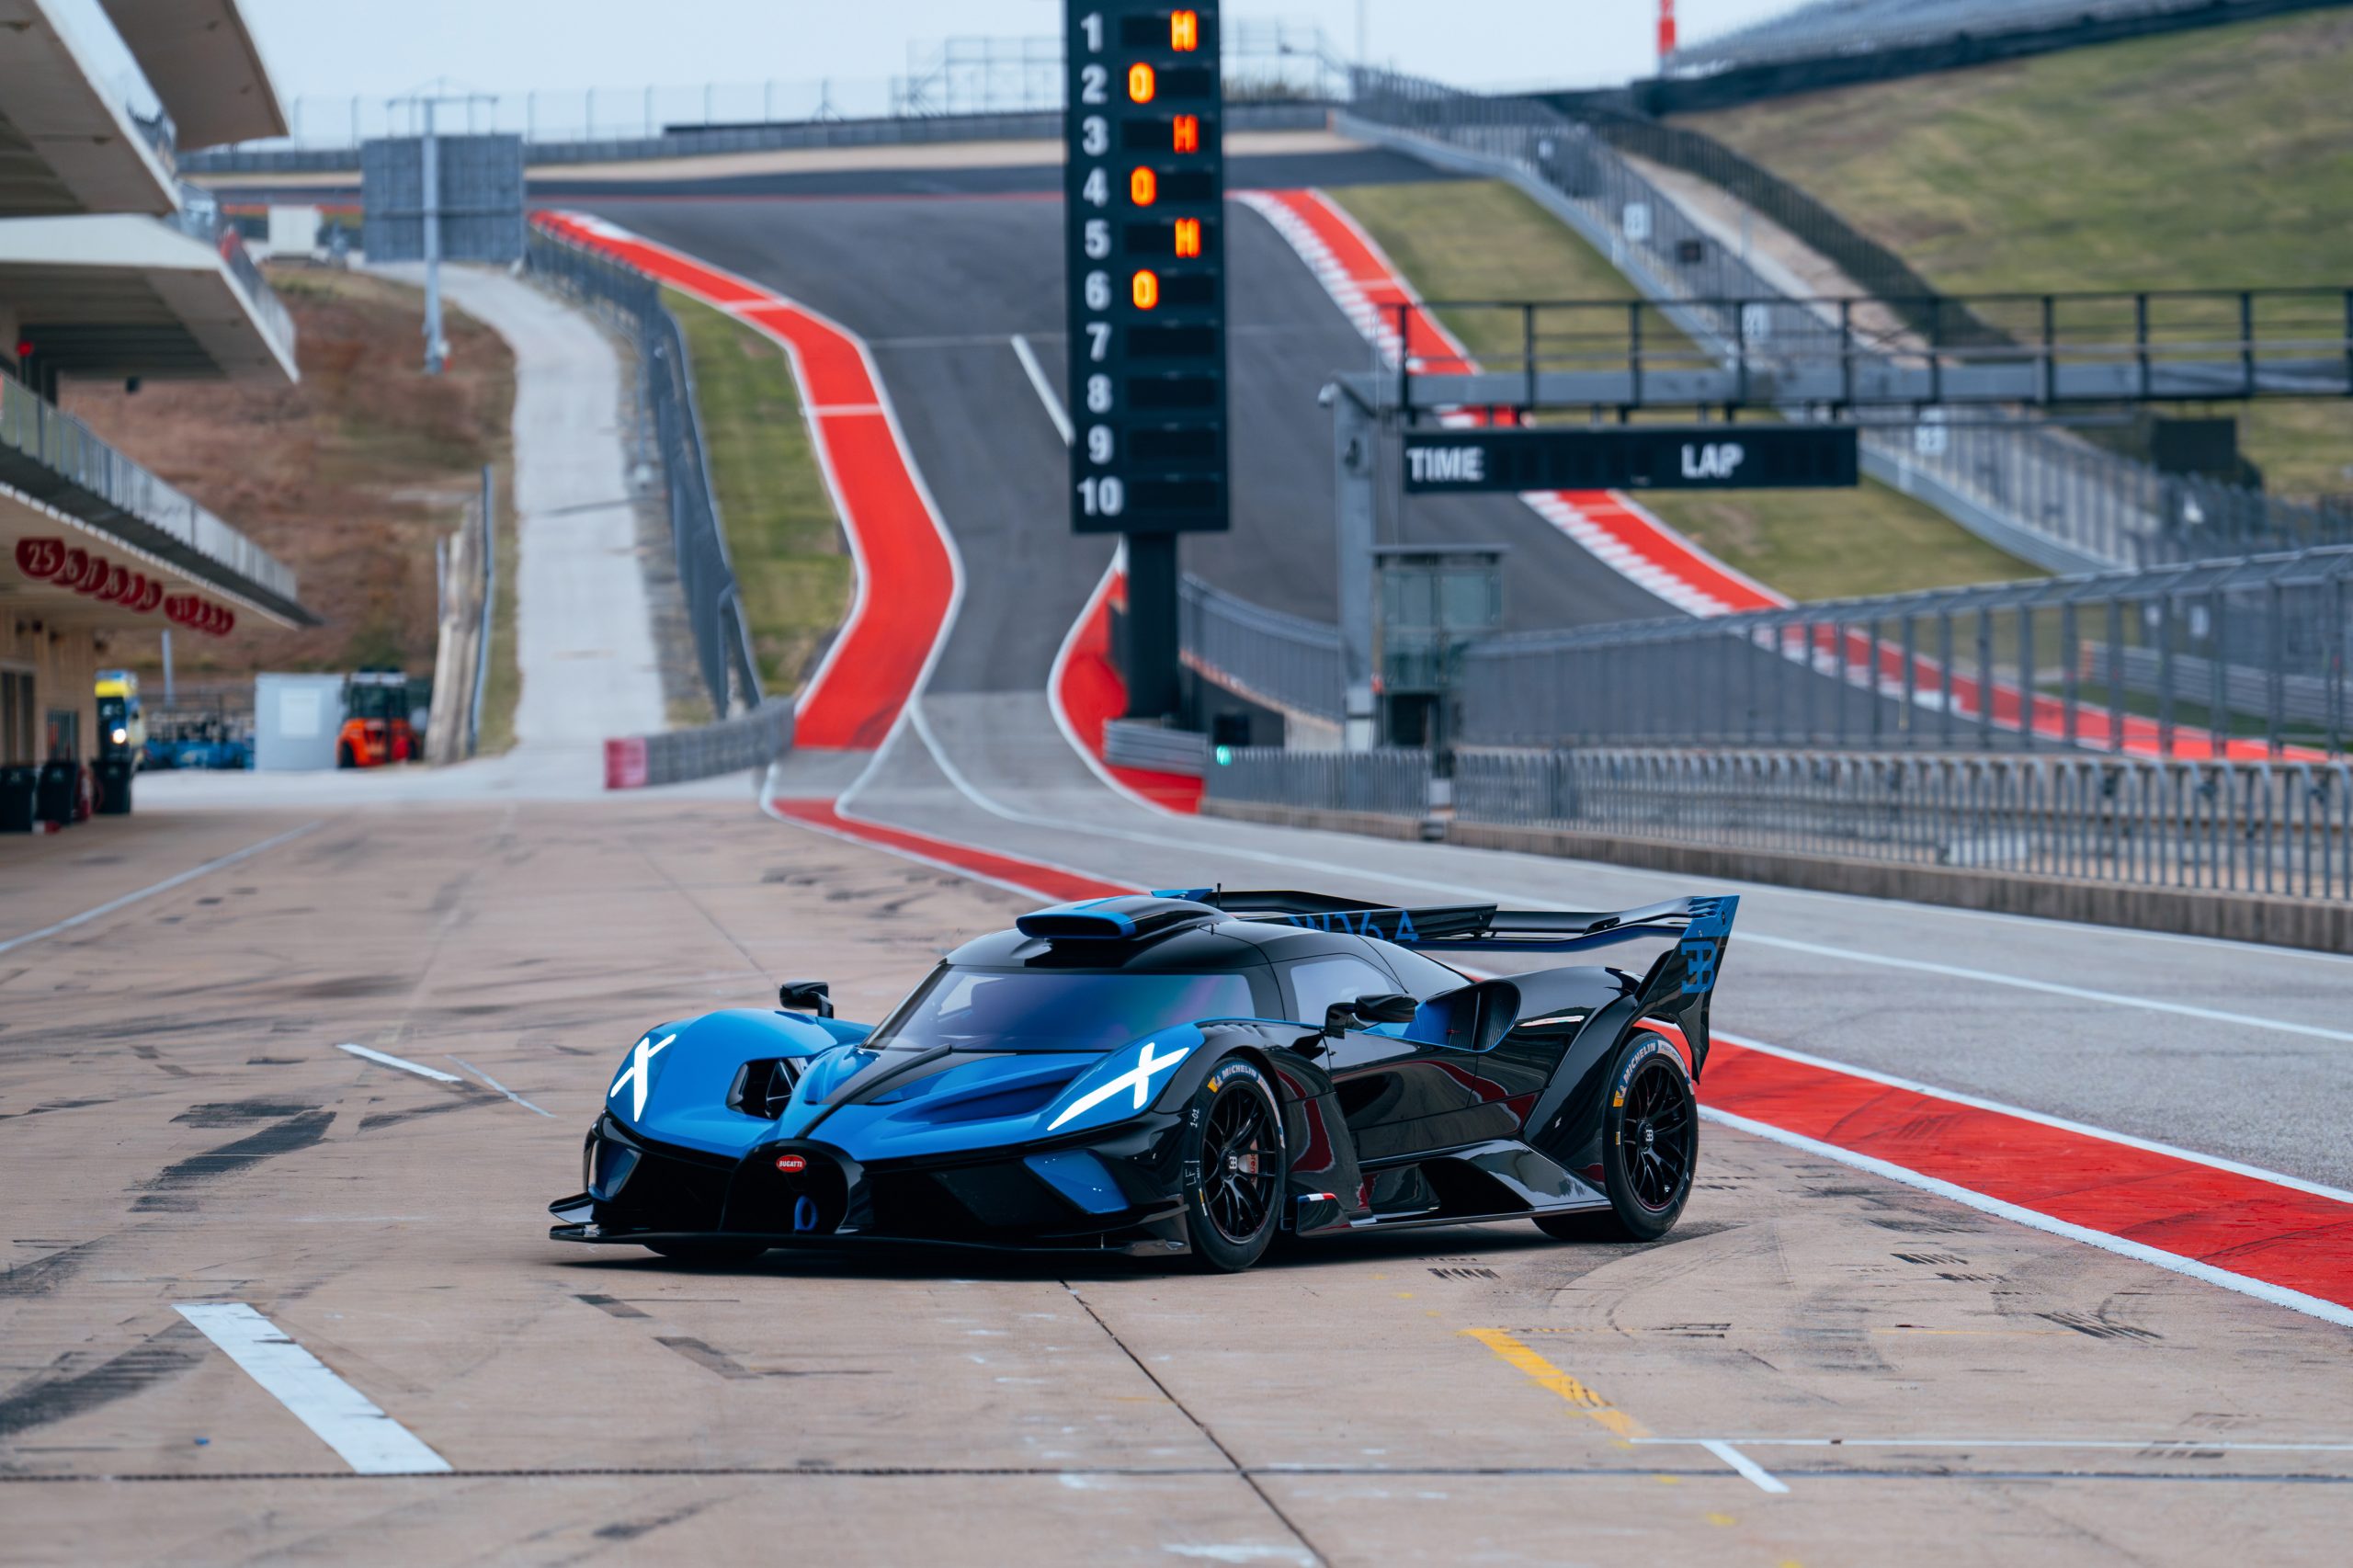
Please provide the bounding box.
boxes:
[0,821,322,956]
[1010,333,1074,445]
[172,1301,450,1474]
[1739,933,2353,1045]
[1635,1436,2353,1453]
[448,1055,556,1118]
[806,403,887,416]
[1699,1438,1790,1494]
[336,1043,461,1085]
[1699,1104,2353,1329]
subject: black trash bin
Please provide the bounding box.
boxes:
[35,760,77,826]
[94,756,133,815]
[0,765,35,832]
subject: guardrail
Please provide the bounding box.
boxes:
[1340,65,2339,573]
[606,699,793,789]
[1179,574,1345,723]
[1456,544,2353,758]
[1454,747,2353,901]
[1203,743,2353,906]
[526,224,760,720]
[1208,746,1434,818]
[0,369,303,615]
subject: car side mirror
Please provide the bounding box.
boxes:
[1323,992,1418,1035]
[779,980,833,1018]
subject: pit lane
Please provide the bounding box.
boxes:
[3,801,2347,1565]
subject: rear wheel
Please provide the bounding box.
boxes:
[1536,1031,1696,1244]
[335,741,356,769]
[1178,1059,1286,1273]
[645,1240,769,1266]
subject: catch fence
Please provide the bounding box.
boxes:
[525,225,760,719]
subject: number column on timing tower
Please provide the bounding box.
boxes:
[1063,4,1228,538]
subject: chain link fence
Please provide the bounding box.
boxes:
[526,224,760,720]
[1340,66,2349,573]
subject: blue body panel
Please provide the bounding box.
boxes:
[612,1008,866,1158]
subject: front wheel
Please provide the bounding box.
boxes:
[1536,1030,1697,1244]
[1178,1058,1287,1273]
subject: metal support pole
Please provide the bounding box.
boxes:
[421,99,445,374]
[1122,533,1180,721]
[1332,382,1380,750]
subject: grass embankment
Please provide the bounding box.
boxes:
[1681,8,2353,503]
[665,290,851,697]
[64,267,518,743]
[1329,180,2038,602]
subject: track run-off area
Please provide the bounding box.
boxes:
[6,175,2351,1564]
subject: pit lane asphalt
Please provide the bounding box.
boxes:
[3,801,2347,1565]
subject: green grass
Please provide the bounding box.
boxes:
[1326,179,2041,602]
[666,289,852,694]
[1682,8,2353,502]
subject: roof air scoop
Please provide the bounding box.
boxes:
[1016,895,1215,942]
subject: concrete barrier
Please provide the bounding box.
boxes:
[1201,799,2353,955]
[605,699,793,790]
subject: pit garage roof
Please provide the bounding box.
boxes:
[0,0,177,219]
[98,0,289,152]
[0,483,307,632]
[0,214,298,381]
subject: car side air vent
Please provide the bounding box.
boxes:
[727,1058,802,1120]
[1015,894,1214,942]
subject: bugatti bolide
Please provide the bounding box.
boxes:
[548,888,1737,1272]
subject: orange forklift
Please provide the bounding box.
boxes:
[336,669,420,767]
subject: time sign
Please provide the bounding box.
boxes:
[1063,2,1229,535]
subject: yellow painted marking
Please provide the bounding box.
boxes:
[1705,1513,1737,1528]
[1461,1328,1648,1443]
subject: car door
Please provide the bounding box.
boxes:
[1293,953,1495,1163]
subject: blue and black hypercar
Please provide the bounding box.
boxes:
[548,888,1737,1272]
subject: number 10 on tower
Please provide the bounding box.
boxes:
[1063,3,1230,535]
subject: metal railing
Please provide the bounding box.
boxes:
[1457,545,2353,758]
[165,182,297,366]
[525,226,760,718]
[1179,574,1345,722]
[1210,746,1434,818]
[0,369,301,613]
[1203,743,2353,903]
[1340,65,2341,573]
[1453,747,2353,901]
[180,22,1346,164]
[1670,0,2334,72]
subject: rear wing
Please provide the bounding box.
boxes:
[1165,887,1734,971]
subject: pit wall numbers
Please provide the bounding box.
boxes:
[1064,4,1230,534]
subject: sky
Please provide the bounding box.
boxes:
[231,1,1803,105]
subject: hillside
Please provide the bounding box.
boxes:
[1681,7,2353,501]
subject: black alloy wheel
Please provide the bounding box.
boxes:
[1179,1059,1286,1272]
[1537,1031,1698,1244]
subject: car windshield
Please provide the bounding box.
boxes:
[869,966,1256,1054]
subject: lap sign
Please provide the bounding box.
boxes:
[1681,440,1743,481]
[1406,444,1486,486]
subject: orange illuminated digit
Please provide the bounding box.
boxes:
[1175,218,1201,257]
[1172,113,1199,153]
[1171,9,1199,51]
[1132,270,1160,310]
[1128,62,1156,103]
[1131,166,1158,206]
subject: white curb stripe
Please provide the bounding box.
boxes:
[173,1301,451,1474]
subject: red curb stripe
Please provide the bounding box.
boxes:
[533,211,954,753]
[768,797,1130,904]
[1051,560,1205,813]
[1702,1034,2353,1311]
